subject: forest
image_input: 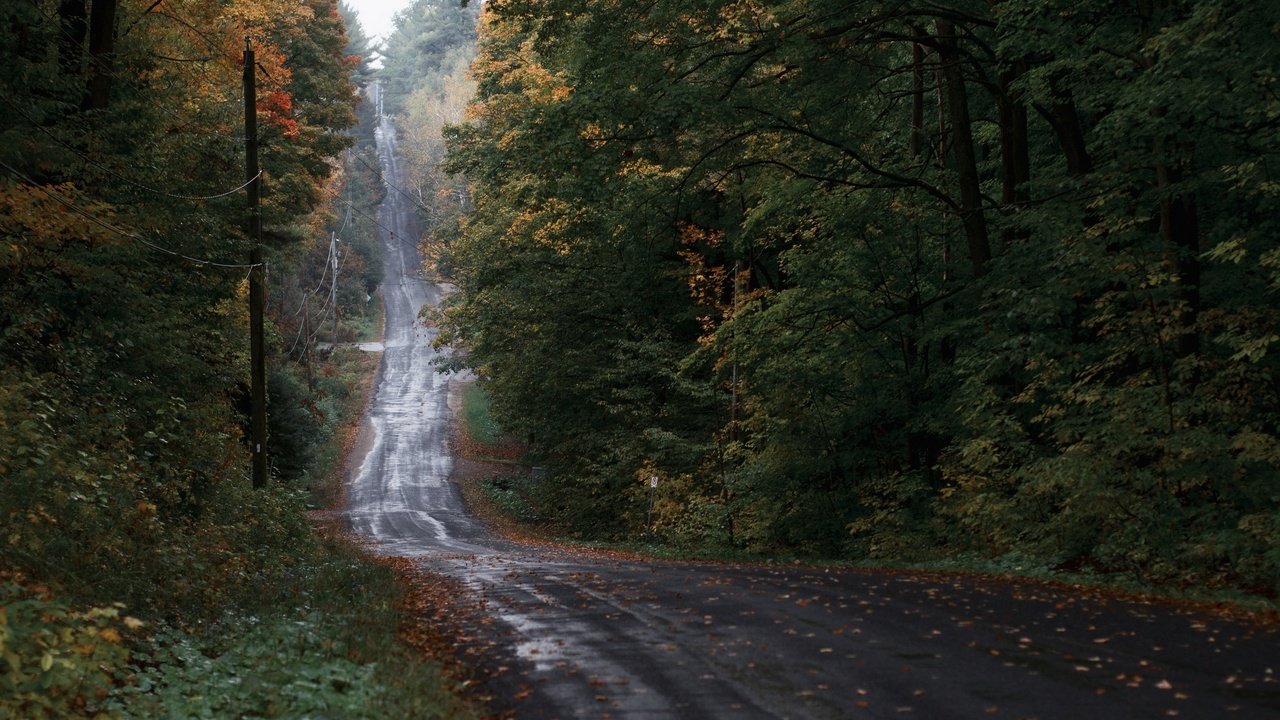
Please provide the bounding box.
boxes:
[0,1,475,716]
[2,0,1278,715]
[436,0,1280,595]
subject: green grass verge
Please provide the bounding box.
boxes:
[87,344,473,719]
[461,384,501,446]
[111,540,471,720]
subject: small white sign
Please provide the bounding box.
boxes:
[648,475,659,488]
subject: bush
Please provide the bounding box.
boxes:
[0,581,137,720]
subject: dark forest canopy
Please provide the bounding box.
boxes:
[0,2,469,716]
[438,0,1280,593]
[1,0,358,600]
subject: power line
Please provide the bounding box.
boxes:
[0,160,262,270]
[285,290,313,358]
[0,95,261,202]
[352,150,435,215]
[338,196,422,253]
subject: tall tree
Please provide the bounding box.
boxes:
[0,0,358,609]
[435,0,1280,590]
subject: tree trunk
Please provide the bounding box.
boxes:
[1143,0,1199,357]
[82,0,117,111]
[1043,76,1093,177]
[58,0,87,79]
[1155,146,1201,357]
[909,29,926,161]
[998,61,1031,250]
[935,18,991,278]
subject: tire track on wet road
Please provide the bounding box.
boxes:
[346,84,1279,719]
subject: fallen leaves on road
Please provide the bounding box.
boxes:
[378,556,515,720]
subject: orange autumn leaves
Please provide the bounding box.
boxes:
[133,0,321,138]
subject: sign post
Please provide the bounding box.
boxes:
[645,474,658,538]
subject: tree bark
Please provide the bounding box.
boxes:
[935,18,991,277]
[998,61,1031,249]
[1155,144,1201,356]
[82,0,117,111]
[1042,76,1093,176]
[1143,0,1200,357]
[909,29,926,161]
[58,0,87,78]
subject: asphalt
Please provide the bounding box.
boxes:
[346,91,1279,720]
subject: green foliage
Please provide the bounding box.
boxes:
[462,384,501,446]
[74,530,467,719]
[483,474,543,524]
[118,616,385,719]
[0,583,135,720]
[436,0,1280,594]
[378,0,481,117]
[267,367,326,482]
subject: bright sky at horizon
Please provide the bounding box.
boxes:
[345,0,414,42]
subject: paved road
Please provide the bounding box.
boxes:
[346,93,1279,719]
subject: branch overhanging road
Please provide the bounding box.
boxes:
[345,93,1279,719]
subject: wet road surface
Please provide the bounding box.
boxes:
[346,93,1279,719]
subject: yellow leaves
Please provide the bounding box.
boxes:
[507,65,573,106]
[618,157,679,179]
[581,121,604,144]
[223,0,314,44]
[497,129,523,152]
[0,184,117,255]
[141,0,299,106]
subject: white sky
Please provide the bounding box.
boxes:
[345,0,415,42]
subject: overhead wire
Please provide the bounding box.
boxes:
[338,196,423,254]
[301,246,351,348]
[352,150,436,216]
[284,290,313,358]
[0,160,262,270]
[0,95,261,202]
[287,229,363,357]
[283,231,339,357]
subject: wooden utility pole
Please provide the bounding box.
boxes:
[330,233,339,343]
[303,298,314,393]
[245,39,268,489]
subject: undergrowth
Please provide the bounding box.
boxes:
[456,378,1279,617]
[1,346,476,719]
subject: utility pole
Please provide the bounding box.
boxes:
[730,259,741,443]
[245,38,268,489]
[330,232,339,344]
[303,297,314,393]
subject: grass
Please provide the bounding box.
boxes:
[100,337,480,719]
[113,539,473,720]
[461,384,501,446]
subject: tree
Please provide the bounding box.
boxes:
[0,0,359,610]
[378,0,480,117]
[435,0,1280,590]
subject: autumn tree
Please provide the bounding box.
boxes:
[0,0,359,611]
[437,0,1280,591]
